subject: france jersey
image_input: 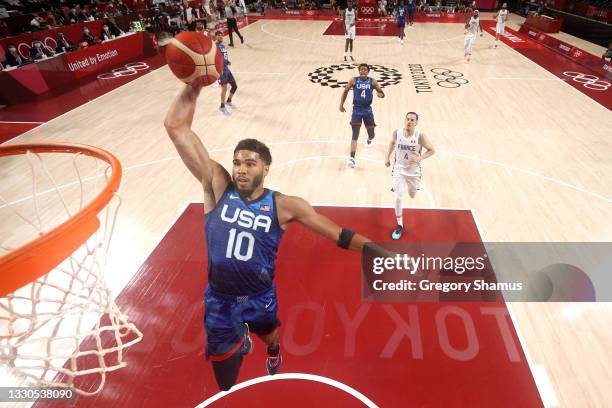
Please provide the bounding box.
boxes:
[205,184,283,296]
[218,42,229,72]
[217,42,233,83]
[352,77,373,107]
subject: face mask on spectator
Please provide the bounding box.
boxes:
[35,43,42,48]
[104,25,109,31]
[8,47,16,52]
[84,29,90,34]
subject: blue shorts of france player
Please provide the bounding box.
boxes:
[219,70,236,85]
[204,285,280,361]
[351,105,376,128]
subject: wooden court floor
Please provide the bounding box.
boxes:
[1,18,612,406]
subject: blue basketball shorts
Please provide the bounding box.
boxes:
[204,285,280,361]
[219,69,236,85]
[351,105,376,128]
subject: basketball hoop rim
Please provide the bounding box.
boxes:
[0,142,122,297]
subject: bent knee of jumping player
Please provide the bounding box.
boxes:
[212,351,243,391]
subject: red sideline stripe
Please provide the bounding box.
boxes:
[0,122,40,143]
[482,20,612,110]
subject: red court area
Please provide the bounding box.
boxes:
[38,205,543,407]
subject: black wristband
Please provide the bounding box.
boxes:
[337,228,355,249]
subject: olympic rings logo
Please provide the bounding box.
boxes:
[14,36,56,58]
[360,6,375,13]
[563,71,610,91]
[97,62,150,79]
[430,68,469,88]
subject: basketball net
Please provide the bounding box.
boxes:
[0,144,143,396]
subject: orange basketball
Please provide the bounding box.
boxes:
[164,32,224,86]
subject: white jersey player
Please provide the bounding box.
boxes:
[344,3,356,61]
[385,112,435,240]
[464,9,483,62]
[494,3,509,48]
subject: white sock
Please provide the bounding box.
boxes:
[395,196,403,226]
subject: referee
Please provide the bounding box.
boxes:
[224,0,244,47]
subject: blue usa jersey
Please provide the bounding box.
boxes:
[352,77,373,107]
[217,42,230,76]
[398,7,406,23]
[205,185,284,295]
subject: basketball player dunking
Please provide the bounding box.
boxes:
[464,9,483,62]
[493,3,508,48]
[164,82,386,391]
[339,63,385,168]
[385,112,435,239]
[215,31,238,116]
[344,2,356,61]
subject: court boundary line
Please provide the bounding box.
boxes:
[1,59,167,144]
[194,372,379,407]
[0,120,45,124]
[469,208,558,408]
[482,23,611,113]
[3,140,610,210]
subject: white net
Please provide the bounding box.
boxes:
[0,147,143,396]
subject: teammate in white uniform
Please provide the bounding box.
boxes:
[385,112,435,240]
[493,3,508,48]
[464,9,483,62]
[344,2,356,61]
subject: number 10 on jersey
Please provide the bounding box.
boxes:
[226,228,255,261]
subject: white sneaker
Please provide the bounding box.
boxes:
[347,157,355,168]
[400,39,404,45]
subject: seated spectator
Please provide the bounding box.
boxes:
[80,26,97,46]
[29,39,54,60]
[118,0,129,15]
[56,32,76,52]
[169,20,181,35]
[193,18,206,33]
[91,6,105,19]
[68,7,78,23]
[378,0,387,16]
[79,8,94,21]
[100,23,115,40]
[4,43,27,66]
[603,42,612,62]
[30,15,42,30]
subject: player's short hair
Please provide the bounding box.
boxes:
[234,139,272,165]
[358,63,370,72]
[406,111,419,120]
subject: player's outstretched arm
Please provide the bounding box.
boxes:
[339,77,356,112]
[277,195,371,252]
[164,83,231,210]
